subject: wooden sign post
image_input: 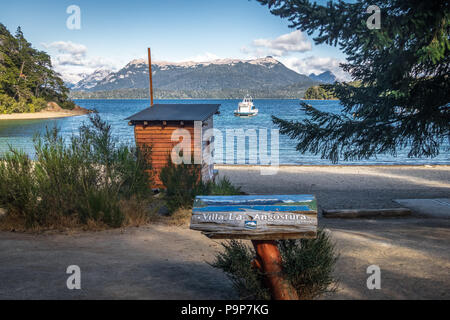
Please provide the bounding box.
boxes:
[190,195,318,300]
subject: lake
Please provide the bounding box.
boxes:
[0,99,448,165]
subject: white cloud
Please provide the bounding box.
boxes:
[42,41,87,56]
[42,41,120,84]
[279,56,352,81]
[242,30,312,57]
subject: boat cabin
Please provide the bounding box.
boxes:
[235,95,258,117]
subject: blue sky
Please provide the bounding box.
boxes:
[1,0,349,83]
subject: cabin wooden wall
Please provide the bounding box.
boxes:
[134,121,194,188]
[134,120,215,189]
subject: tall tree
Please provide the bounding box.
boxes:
[258,0,449,162]
[0,24,74,112]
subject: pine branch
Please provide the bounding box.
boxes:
[258,0,450,162]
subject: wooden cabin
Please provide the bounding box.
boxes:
[126,103,220,189]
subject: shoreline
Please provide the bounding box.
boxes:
[0,111,86,121]
[0,106,92,121]
[216,164,450,168]
[71,98,339,101]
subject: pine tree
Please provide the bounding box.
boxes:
[258,0,449,162]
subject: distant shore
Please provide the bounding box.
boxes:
[71,97,309,101]
[300,98,339,101]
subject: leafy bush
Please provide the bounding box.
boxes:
[278,231,339,299]
[0,149,40,226]
[29,97,47,113]
[159,158,208,213]
[57,100,76,110]
[210,230,339,300]
[0,114,152,229]
[160,158,241,214]
[209,177,242,195]
[0,93,47,114]
[0,94,16,114]
[210,240,271,300]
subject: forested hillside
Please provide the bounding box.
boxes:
[303,85,337,100]
[0,24,75,114]
[70,85,312,100]
[303,81,360,100]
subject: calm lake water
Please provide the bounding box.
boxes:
[0,99,448,165]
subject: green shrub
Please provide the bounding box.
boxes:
[0,94,47,114]
[0,114,152,229]
[278,231,339,299]
[210,229,339,300]
[78,188,124,228]
[208,177,242,195]
[33,126,88,223]
[58,100,76,110]
[160,158,208,213]
[0,149,40,226]
[12,99,27,113]
[29,97,47,113]
[160,158,241,214]
[0,94,16,114]
[210,240,271,300]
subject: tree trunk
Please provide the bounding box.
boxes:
[251,240,299,300]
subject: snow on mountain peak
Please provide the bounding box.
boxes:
[72,68,113,90]
[125,57,281,69]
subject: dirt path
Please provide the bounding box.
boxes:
[0,225,236,300]
[0,217,449,300]
[323,217,450,299]
[0,165,449,299]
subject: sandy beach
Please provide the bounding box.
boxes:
[0,102,92,121]
[216,164,450,210]
[0,110,89,121]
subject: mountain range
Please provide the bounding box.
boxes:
[69,57,337,99]
[308,71,337,84]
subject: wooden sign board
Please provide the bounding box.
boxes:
[190,195,317,240]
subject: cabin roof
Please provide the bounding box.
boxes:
[126,104,220,122]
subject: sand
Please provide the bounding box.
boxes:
[216,164,450,210]
[0,110,88,120]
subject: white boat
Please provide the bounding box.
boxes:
[234,95,258,117]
